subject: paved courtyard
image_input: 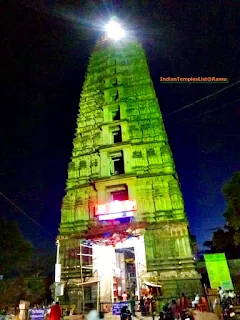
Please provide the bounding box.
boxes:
[104,313,154,320]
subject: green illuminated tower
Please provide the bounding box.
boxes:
[57,22,200,301]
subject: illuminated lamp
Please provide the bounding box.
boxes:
[105,20,125,41]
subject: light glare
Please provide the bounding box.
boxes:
[105,21,125,41]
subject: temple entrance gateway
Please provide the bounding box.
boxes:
[91,233,145,302]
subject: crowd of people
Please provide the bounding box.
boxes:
[218,287,237,305]
[211,287,238,319]
[139,293,155,316]
[139,292,208,318]
[1,287,240,320]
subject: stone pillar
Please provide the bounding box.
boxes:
[96,185,106,204]
[100,151,109,177]
[127,179,136,200]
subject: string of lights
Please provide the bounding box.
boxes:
[164,79,240,117]
[0,191,53,237]
[175,98,240,125]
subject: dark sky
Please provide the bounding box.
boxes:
[1,0,240,252]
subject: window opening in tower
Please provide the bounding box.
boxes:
[114,89,119,101]
[111,125,122,143]
[111,189,128,201]
[112,78,118,87]
[110,152,124,175]
[112,106,120,121]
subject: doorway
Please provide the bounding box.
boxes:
[114,247,137,299]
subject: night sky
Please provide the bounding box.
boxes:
[1,1,240,252]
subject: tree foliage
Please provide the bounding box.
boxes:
[21,249,55,277]
[203,227,240,258]
[0,216,33,275]
[0,277,26,308]
[0,217,54,306]
[203,172,240,257]
[0,275,53,308]
[222,171,240,245]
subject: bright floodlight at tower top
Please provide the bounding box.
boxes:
[105,20,125,41]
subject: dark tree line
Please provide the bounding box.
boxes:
[203,172,240,259]
[0,216,54,307]
[0,216,32,275]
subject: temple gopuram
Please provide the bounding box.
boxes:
[56,20,200,306]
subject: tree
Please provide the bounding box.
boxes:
[21,249,55,277]
[0,216,32,275]
[0,277,27,308]
[0,275,54,308]
[222,172,240,245]
[203,172,240,257]
[203,240,216,253]
[0,217,55,306]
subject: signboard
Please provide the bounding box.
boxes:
[29,309,45,320]
[95,200,136,221]
[204,253,234,290]
[98,211,134,221]
[96,200,136,216]
[55,283,64,296]
[112,302,129,315]
[55,263,61,282]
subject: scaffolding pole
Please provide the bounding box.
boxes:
[79,243,85,317]
[97,280,100,313]
[77,242,96,317]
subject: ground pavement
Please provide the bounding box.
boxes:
[103,310,240,320]
[104,312,154,320]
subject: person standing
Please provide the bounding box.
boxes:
[177,293,188,313]
[229,290,236,305]
[140,296,146,316]
[86,303,99,320]
[130,294,135,317]
[218,287,224,301]
[145,298,151,315]
[170,300,179,320]
[191,294,200,309]
[49,302,62,320]
[122,292,128,301]
[213,297,221,318]
[224,290,230,300]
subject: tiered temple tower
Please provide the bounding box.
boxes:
[57,27,200,304]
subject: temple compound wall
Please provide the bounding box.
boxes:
[57,38,200,303]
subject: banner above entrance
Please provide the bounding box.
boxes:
[95,200,137,221]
